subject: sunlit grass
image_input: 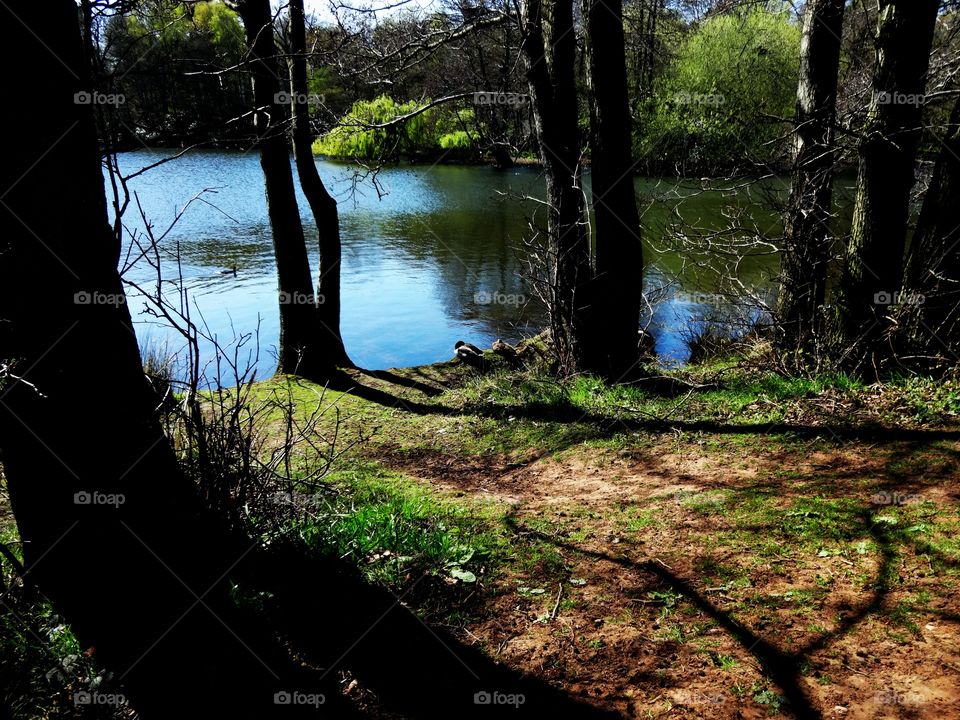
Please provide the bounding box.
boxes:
[290,462,509,590]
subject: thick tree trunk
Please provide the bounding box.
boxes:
[0,3,328,717]
[897,94,960,365]
[520,0,593,374]
[235,0,331,379]
[777,0,845,358]
[287,0,352,369]
[835,0,938,371]
[0,7,622,719]
[582,0,645,379]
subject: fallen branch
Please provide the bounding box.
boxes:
[550,583,564,620]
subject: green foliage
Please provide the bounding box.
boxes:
[886,374,960,422]
[106,0,248,144]
[438,130,474,151]
[0,537,121,718]
[635,4,801,173]
[313,96,478,161]
[193,1,245,50]
[753,686,787,714]
[295,463,502,590]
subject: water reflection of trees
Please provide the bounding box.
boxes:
[114,153,826,365]
[342,166,548,344]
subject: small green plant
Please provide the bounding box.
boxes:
[648,588,684,614]
[659,622,686,643]
[716,654,739,671]
[888,593,930,636]
[753,686,787,714]
[293,464,503,598]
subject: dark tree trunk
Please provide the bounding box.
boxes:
[583,0,645,379]
[520,0,593,374]
[777,0,845,358]
[467,21,516,169]
[287,0,352,369]
[897,94,960,365]
[0,3,330,717]
[0,7,624,720]
[235,0,331,379]
[835,0,939,371]
[636,0,662,102]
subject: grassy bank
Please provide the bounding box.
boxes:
[4,346,960,717]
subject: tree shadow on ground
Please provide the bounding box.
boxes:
[358,369,447,397]
[337,367,960,448]
[235,542,622,719]
[502,509,902,720]
[326,370,458,416]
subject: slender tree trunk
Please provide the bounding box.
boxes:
[520,0,593,374]
[644,1,661,99]
[897,94,960,365]
[235,0,330,379]
[835,0,938,371]
[627,0,647,113]
[0,4,327,717]
[582,0,644,378]
[287,0,352,368]
[777,0,845,359]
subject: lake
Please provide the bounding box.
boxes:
[113,149,837,380]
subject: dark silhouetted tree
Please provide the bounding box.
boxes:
[835,0,939,371]
[231,0,345,378]
[286,0,352,368]
[583,0,645,378]
[777,0,845,360]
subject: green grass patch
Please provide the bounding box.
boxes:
[292,462,508,592]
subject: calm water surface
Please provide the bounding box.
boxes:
[113,149,813,379]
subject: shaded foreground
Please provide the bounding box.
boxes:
[296,350,960,718]
[4,347,960,718]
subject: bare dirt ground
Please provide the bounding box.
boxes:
[378,436,960,719]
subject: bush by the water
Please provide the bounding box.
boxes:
[634,4,800,174]
[313,95,478,162]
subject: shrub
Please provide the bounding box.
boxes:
[635,3,801,174]
[313,95,478,161]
